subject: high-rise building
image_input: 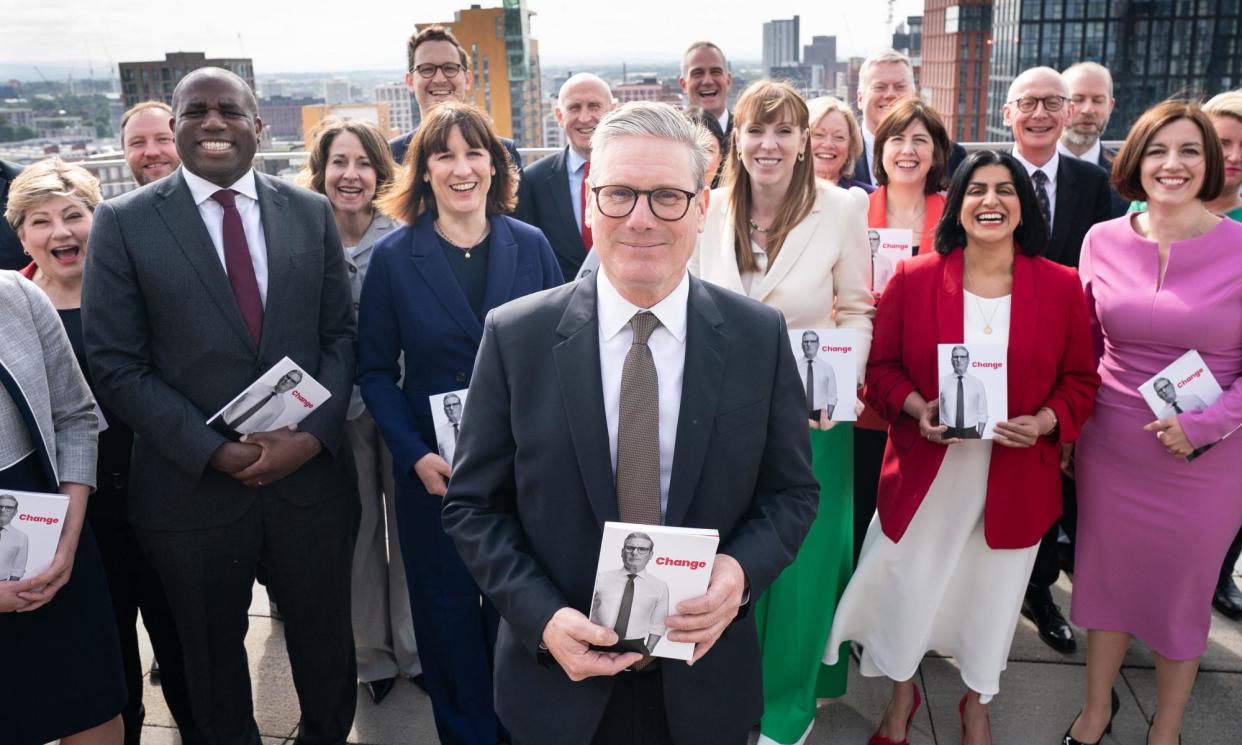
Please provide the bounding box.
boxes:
[763,16,801,78]
[374,84,415,136]
[986,0,1242,141]
[119,52,256,108]
[301,104,392,149]
[542,94,564,150]
[416,0,543,147]
[923,1,993,142]
[803,35,838,92]
[259,95,324,140]
[324,77,351,105]
[892,15,925,86]
[837,57,865,113]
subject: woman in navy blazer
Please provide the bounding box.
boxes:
[825,151,1099,745]
[358,101,562,745]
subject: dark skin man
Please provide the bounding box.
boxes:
[171,69,322,487]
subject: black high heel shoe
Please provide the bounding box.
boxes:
[1146,721,1182,745]
[1061,688,1120,745]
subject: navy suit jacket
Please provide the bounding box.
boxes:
[0,161,25,271]
[356,212,562,474]
[1046,155,1113,268]
[512,146,586,281]
[1096,147,1129,218]
[441,275,818,745]
[389,128,523,171]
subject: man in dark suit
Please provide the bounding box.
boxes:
[1059,62,1128,217]
[0,160,25,270]
[513,73,614,280]
[390,25,522,170]
[442,101,818,745]
[1004,65,1113,653]
[679,41,734,172]
[852,50,967,186]
[83,68,359,745]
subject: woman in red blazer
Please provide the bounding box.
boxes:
[824,150,1100,745]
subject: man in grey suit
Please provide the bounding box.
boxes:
[513,73,614,280]
[83,68,358,745]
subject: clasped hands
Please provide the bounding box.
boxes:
[209,425,322,486]
[917,399,1054,448]
[541,554,747,681]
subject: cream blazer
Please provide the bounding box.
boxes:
[694,181,875,377]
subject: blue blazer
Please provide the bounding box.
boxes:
[357,212,563,473]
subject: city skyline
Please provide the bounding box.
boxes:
[3,0,924,77]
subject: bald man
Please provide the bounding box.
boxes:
[513,73,616,280]
[1058,62,1128,216]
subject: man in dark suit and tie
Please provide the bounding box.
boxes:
[0,160,25,270]
[513,73,614,280]
[442,101,818,745]
[1003,65,1112,654]
[84,68,359,745]
[678,41,734,174]
[1059,62,1128,217]
[390,25,522,170]
[853,50,967,187]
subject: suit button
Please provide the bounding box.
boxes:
[455,372,467,383]
[347,264,357,273]
[353,302,360,311]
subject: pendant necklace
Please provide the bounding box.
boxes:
[965,267,1002,335]
[434,220,489,259]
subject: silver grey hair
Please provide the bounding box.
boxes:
[859,49,914,89]
[590,101,709,191]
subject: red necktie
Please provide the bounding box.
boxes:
[580,161,593,252]
[211,189,264,345]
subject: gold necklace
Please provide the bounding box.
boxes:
[964,267,1003,335]
[434,220,489,259]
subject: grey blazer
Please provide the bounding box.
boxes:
[83,170,356,531]
[0,271,98,487]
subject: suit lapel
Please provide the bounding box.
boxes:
[753,200,822,301]
[1007,255,1037,410]
[706,203,747,295]
[154,172,256,352]
[552,279,617,525]
[254,174,291,357]
[1049,161,1077,263]
[480,215,517,320]
[664,278,726,528]
[547,148,584,256]
[410,214,485,341]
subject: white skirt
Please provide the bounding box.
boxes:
[823,439,1038,702]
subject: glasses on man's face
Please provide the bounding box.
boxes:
[623,544,653,553]
[0,504,17,512]
[414,63,463,79]
[591,185,696,221]
[1008,95,1068,113]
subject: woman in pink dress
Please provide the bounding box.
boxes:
[1067,100,1242,745]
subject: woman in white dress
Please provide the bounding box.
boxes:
[824,150,1100,745]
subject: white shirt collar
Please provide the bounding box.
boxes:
[716,109,730,132]
[566,146,589,175]
[1012,147,1060,184]
[1057,138,1101,165]
[182,167,259,206]
[596,266,689,344]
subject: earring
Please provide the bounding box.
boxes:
[491,168,496,175]
[797,151,805,162]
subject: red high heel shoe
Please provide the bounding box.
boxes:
[867,684,922,745]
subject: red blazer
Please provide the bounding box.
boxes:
[864,249,1100,549]
[867,187,946,253]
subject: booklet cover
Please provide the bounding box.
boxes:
[0,490,69,581]
[206,356,331,438]
[868,227,913,294]
[429,388,469,465]
[589,521,720,661]
[1138,350,1226,461]
[938,343,1008,440]
[790,329,859,421]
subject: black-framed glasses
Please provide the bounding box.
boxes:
[1008,95,1068,113]
[590,185,697,221]
[413,63,463,79]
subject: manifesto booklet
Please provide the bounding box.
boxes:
[789,328,859,422]
[1138,350,1227,461]
[206,356,331,438]
[868,227,913,295]
[428,388,469,465]
[938,343,1008,440]
[0,490,69,581]
[589,521,719,661]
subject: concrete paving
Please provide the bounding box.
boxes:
[133,568,1242,744]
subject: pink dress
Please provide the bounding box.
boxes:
[1073,215,1242,659]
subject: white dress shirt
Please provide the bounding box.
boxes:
[800,356,838,412]
[566,147,589,235]
[182,167,270,304]
[1012,149,1060,229]
[1057,138,1102,166]
[939,371,989,429]
[0,523,29,580]
[596,269,688,519]
[716,109,730,134]
[589,568,670,639]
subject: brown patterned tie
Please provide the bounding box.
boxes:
[616,311,662,525]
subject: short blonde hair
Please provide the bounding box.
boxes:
[807,96,864,182]
[1204,90,1242,125]
[4,158,102,231]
